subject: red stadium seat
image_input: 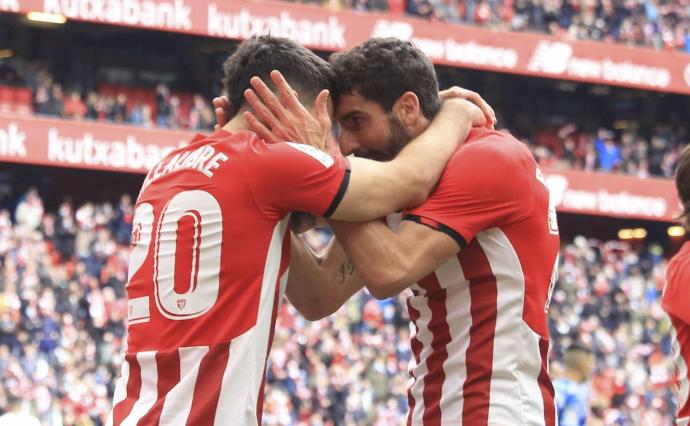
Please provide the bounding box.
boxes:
[13,88,33,115]
[0,86,14,114]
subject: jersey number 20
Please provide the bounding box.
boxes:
[127,190,223,322]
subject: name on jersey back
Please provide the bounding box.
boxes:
[142,144,229,191]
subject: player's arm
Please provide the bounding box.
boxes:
[240,71,492,222]
[285,234,364,320]
[329,219,459,299]
[329,138,532,299]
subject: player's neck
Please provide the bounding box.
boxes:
[222,113,249,134]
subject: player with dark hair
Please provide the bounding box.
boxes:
[108,35,491,426]
[662,145,690,426]
[241,37,561,425]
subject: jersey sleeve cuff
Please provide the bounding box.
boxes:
[402,214,468,248]
[323,167,351,218]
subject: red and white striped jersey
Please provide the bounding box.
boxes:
[109,129,349,426]
[662,241,690,426]
[402,128,561,426]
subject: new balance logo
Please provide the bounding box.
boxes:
[370,19,414,41]
[527,41,573,75]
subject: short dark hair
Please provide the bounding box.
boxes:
[330,38,440,119]
[675,145,690,229]
[222,36,335,118]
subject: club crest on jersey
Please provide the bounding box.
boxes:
[131,223,142,247]
[286,142,334,168]
[177,299,186,310]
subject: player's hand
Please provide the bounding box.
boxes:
[212,96,231,130]
[243,70,331,151]
[439,86,496,129]
[441,98,490,129]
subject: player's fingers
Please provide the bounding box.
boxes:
[440,87,496,127]
[438,86,463,101]
[270,70,308,115]
[465,91,496,126]
[244,111,281,144]
[244,88,284,133]
[220,96,230,110]
[314,89,332,131]
[215,107,226,129]
[250,76,289,122]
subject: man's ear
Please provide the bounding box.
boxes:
[393,91,421,127]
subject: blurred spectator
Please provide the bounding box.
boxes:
[63,91,87,120]
[14,188,44,234]
[155,83,172,127]
[189,94,215,131]
[32,74,52,115]
[595,129,622,172]
[168,94,181,128]
[45,84,64,117]
[111,93,128,123]
[85,91,100,120]
[0,394,41,426]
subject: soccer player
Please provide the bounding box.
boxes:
[662,145,690,426]
[243,38,561,425]
[552,343,595,426]
[108,36,490,426]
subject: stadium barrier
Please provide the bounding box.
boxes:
[0,112,680,221]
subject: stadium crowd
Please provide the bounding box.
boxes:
[1,58,687,179]
[298,0,690,53]
[0,62,216,132]
[0,188,679,424]
[522,124,684,179]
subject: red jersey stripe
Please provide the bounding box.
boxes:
[418,274,451,426]
[407,291,423,426]
[459,242,497,425]
[537,337,556,426]
[113,354,142,425]
[136,349,181,426]
[186,343,231,426]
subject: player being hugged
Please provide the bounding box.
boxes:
[237,38,561,426]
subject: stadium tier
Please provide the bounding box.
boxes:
[0,1,689,425]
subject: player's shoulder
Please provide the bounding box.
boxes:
[446,128,533,178]
[245,135,338,170]
[462,128,530,155]
[451,128,530,164]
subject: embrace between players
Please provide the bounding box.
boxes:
[107,35,689,426]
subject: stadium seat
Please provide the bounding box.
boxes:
[0,86,14,114]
